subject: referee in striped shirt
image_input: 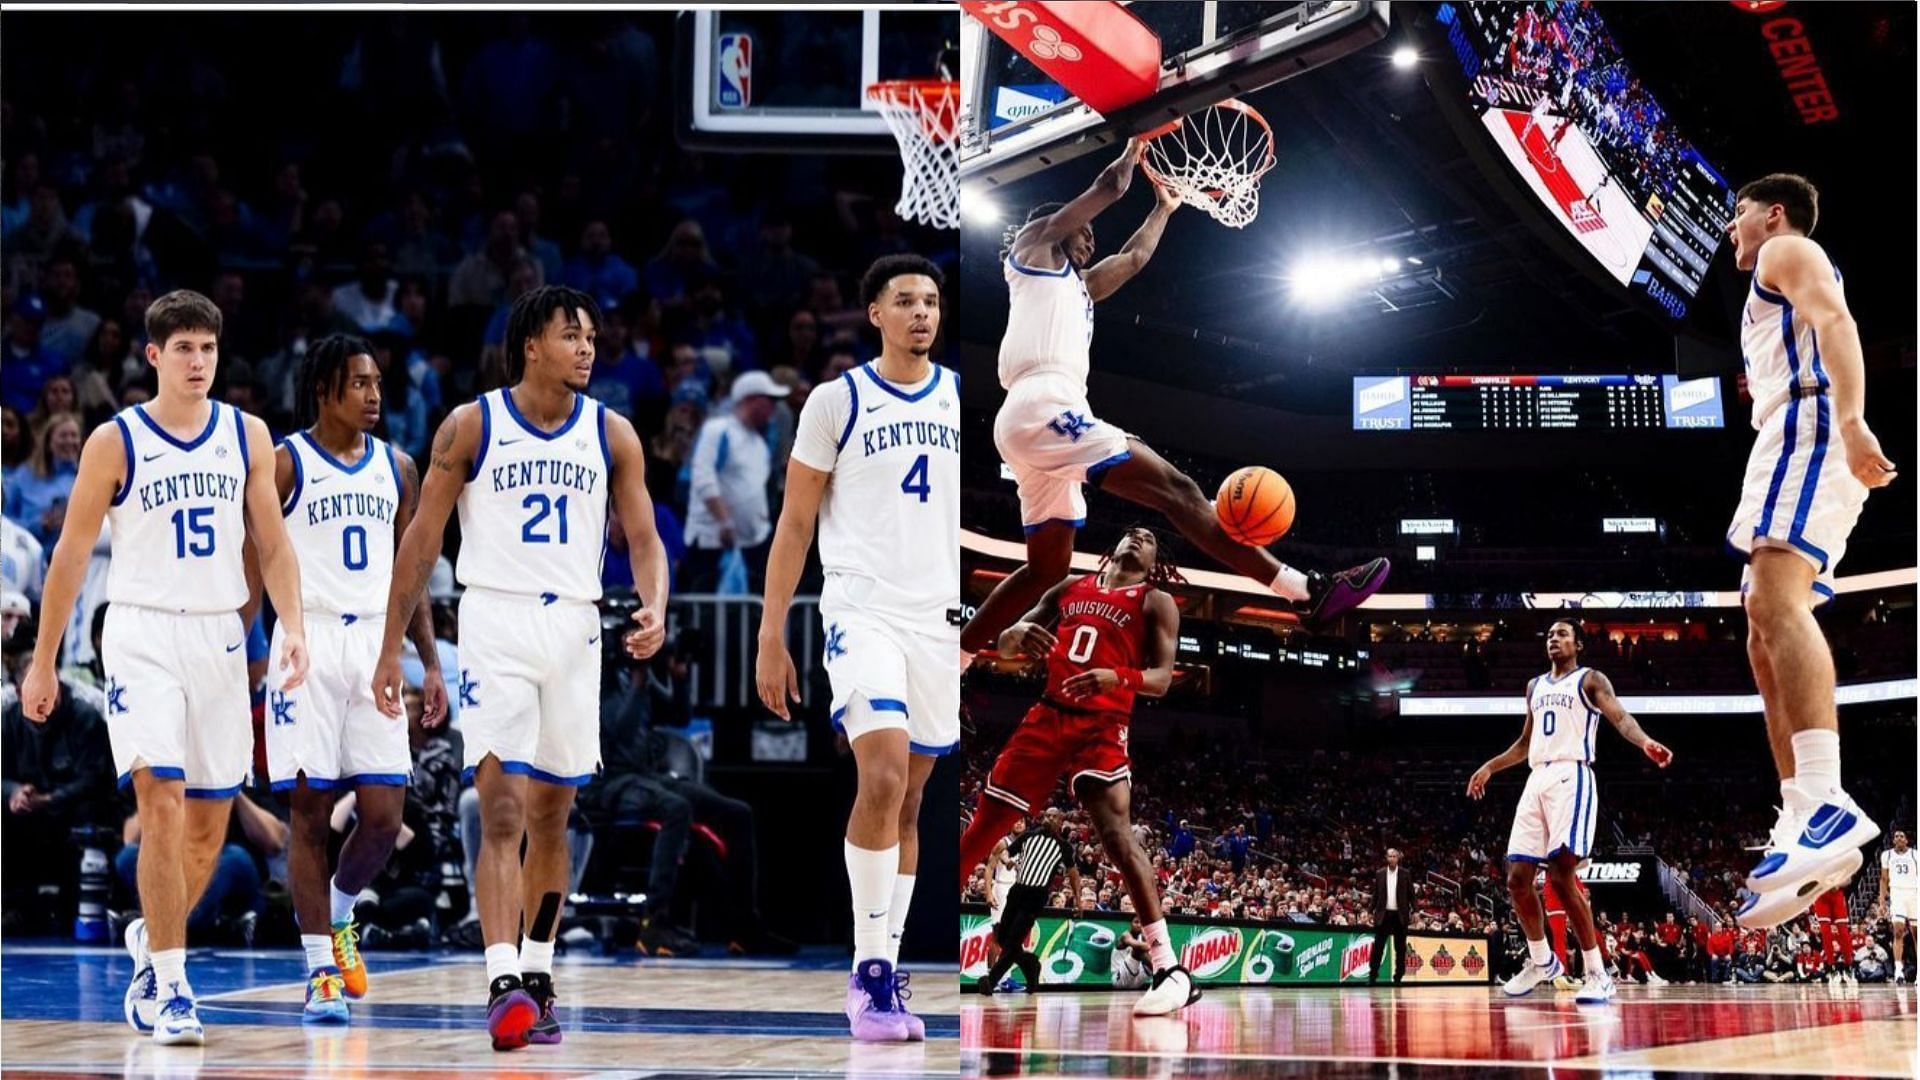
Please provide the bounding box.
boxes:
[979,807,1082,994]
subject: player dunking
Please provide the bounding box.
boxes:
[1468,620,1671,1004]
[960,139,1389,656]
[958,526,1198,1016]
[372,286,669,1050]
[1723,174,1895,928]
[20,290,311,1045]
[252,334,449,1023]
[1877,830,1916,984]
[756,255,958,1042]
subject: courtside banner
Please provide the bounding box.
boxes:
[961,905,1492,988]
[1403,933,1496,983]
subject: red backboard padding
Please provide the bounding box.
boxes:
[959,1,1162,116]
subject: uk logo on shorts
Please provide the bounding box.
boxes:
[269,691,297,727]
[458,669,481,709]
[825,623,848,662]
[105,677,128,715]
[1049,411,1095,442]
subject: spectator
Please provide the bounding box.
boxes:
[513,192,564,284]
[38,255,102,367]
[682,272,756,376]
[2,406,31,468]
[331,242,401,333]
[12,183,85,267]
[380,191,458,281]
[2,520,45,603]
[28,375,79,438]
[5,411,83,544]
[114,791,288,943]
[681,371,786,593]
[4,294,63,414]
[2,673,115,925]
[585,301,667,427]
[562,219,639,310]
[645,219,719,305]
[70,320,125,424]
[448,210,535,309]
[1706,919,1736,983]
[739,211,821,317]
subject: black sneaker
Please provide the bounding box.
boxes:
[523,972,562,1045]
[486,974,538,1051]
[641,923,701,958]
[1303,558,1391,626]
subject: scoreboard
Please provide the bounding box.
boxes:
[1352,374,1726,431]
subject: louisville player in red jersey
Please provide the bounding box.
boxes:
[1810,885,1856,987]
[957,526,1193,1016]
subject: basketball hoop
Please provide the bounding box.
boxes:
[1140,98,1276,230]
[868,79,959,231]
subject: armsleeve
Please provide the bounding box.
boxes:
[790,376,850,473]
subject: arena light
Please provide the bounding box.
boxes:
[1391,46,1419,69]
[1398,678,1917,717]
[963,194,1002,226]
[1288,254,1389,307]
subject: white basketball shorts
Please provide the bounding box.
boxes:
[456,587,603,785]
[1507,760,1598,864]
[101,605,253,797]
[265,615,408,791]
[1726,394,1868,607]
[994,373,1134,533]
[1892,890,1917,924]
[820,603,958,756]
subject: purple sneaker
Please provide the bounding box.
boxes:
[524,973,562,1045]
[486,975,538,1052]
[1304,558,1390,626]
[846,959,909,1042]
[894,969,926,1041]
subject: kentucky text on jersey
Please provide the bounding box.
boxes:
[859,419,960,458]
[489,459,601,495]
[1061,598,1135,630]
[1534,689,1580,715]
[137,471,243,513]
[304,490,396,528]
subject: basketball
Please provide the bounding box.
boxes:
[1215,466,1294,546]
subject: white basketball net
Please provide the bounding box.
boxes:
[868,81,960,231]
[1142,99,1276,230]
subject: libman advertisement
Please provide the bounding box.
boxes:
[1402,934,1495,983]
[961,907,1480,988]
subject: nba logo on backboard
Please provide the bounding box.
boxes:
[717,33,752,109]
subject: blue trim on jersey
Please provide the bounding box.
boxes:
[836,372,859,452]
[185,782,244,800]
[1808,326,1830,390]
[1584,712,1596,768]
[1787,394,1831,570]
[1006,252,1073,278]
[381,438,401,503]
[500,387,586,440]
[1751,278,1788,306]
[1778,304,1803,385]
[910,739,958,757]
[596,403,611,475]
[860,362,943,403]
[1574,668,1597,713]
[111,416,135,506]
[270,776,339,792]
[1086,450,1133,486]
[1024,517,1084,536]
[117,765,186,789]
[133,403,222,452]
[1568,765,1585,855]
[1506,853,1547,864]
[281,439,305,517]
[828,697,910,731]
[343,773,409,787]
[232,405,250,474]
[301,430,375,475]
[469,396,492,481]
[1756,393,1800,538]
[1812,580,1835,602]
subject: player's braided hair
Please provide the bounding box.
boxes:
[295,332,374,428]
[507,285,602,382]
[1096,526,1186,590]
[1001,202,1065,261]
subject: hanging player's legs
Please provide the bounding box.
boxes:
[1546,854,1613,1002]
[844,716,913,1042]
[962,522,1078,654]
[1739,548,1878,927]
[518,779,576,1046]
[1077,776,1196,1016]
[471,759,540,1050]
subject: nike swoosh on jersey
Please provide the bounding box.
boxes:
[864,404,886,413]
[225,642,243,653]
[142,452,167,462]
[500,437,525,446]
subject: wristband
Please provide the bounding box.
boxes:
[1116,667,1144,690]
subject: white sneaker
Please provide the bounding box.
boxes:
[1740,789,1879,922]
[1574,971,1616,1004]
[153,983,205,1046]
[1133,966,1200,1016]
[1646,971,1668,987]
[124,917,157,1033]
[1739,848,1862,929]
[1502,955,1563,997]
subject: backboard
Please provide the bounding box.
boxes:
[675,7,956,155]
[960,1,1390,186]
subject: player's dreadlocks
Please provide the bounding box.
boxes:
[1096,525,1186,590]
[294,332,374,428]
[506,284,601,382]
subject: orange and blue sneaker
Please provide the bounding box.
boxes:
[303,966,350,1025]
[331,919,367,1000]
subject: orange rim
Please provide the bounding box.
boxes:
[1140,97,1277,191]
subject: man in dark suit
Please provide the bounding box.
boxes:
[1369,847,1414,984]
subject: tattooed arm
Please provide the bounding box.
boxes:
[373,407,477,717]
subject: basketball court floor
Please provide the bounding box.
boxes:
[0,945,960,1077]
[961,984,1916,1077]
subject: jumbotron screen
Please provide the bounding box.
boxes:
[1351,374,1726,431]
[1434,2,1734,319]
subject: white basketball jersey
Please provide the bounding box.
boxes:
[282,431,400,620]
[815,363,961,634]
[999,254,1094,391]
[106,402,250,613]
[994,832,1019,888]
[456,389,611,603]
[1883,848,1919,892]
[1527,666,1598,768]
[1740,251,1842,430]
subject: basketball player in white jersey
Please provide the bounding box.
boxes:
[372,285,669,1051]
[755,254,958,1042]
[250,333,448,1024]
[961,139,1389,656]
[1468,620,1671,1004]
[1722,174,1895,928]
[983,823,1023,973]
[19,290,311,1045]
[1877,830,1917,984]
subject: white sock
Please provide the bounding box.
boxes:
[887,874,916,967]
[1790,729,1842,799]
[1271,565,1310,602]
[1583,947,1606,977]
[1527,938,1552,967]
[151,948,191,999]
[329,879,359,925]
[1143,918,1177,972]
[485,942,520,984]
[846,839,898,970]
[302,934,334,973]
[520,936,555,977]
